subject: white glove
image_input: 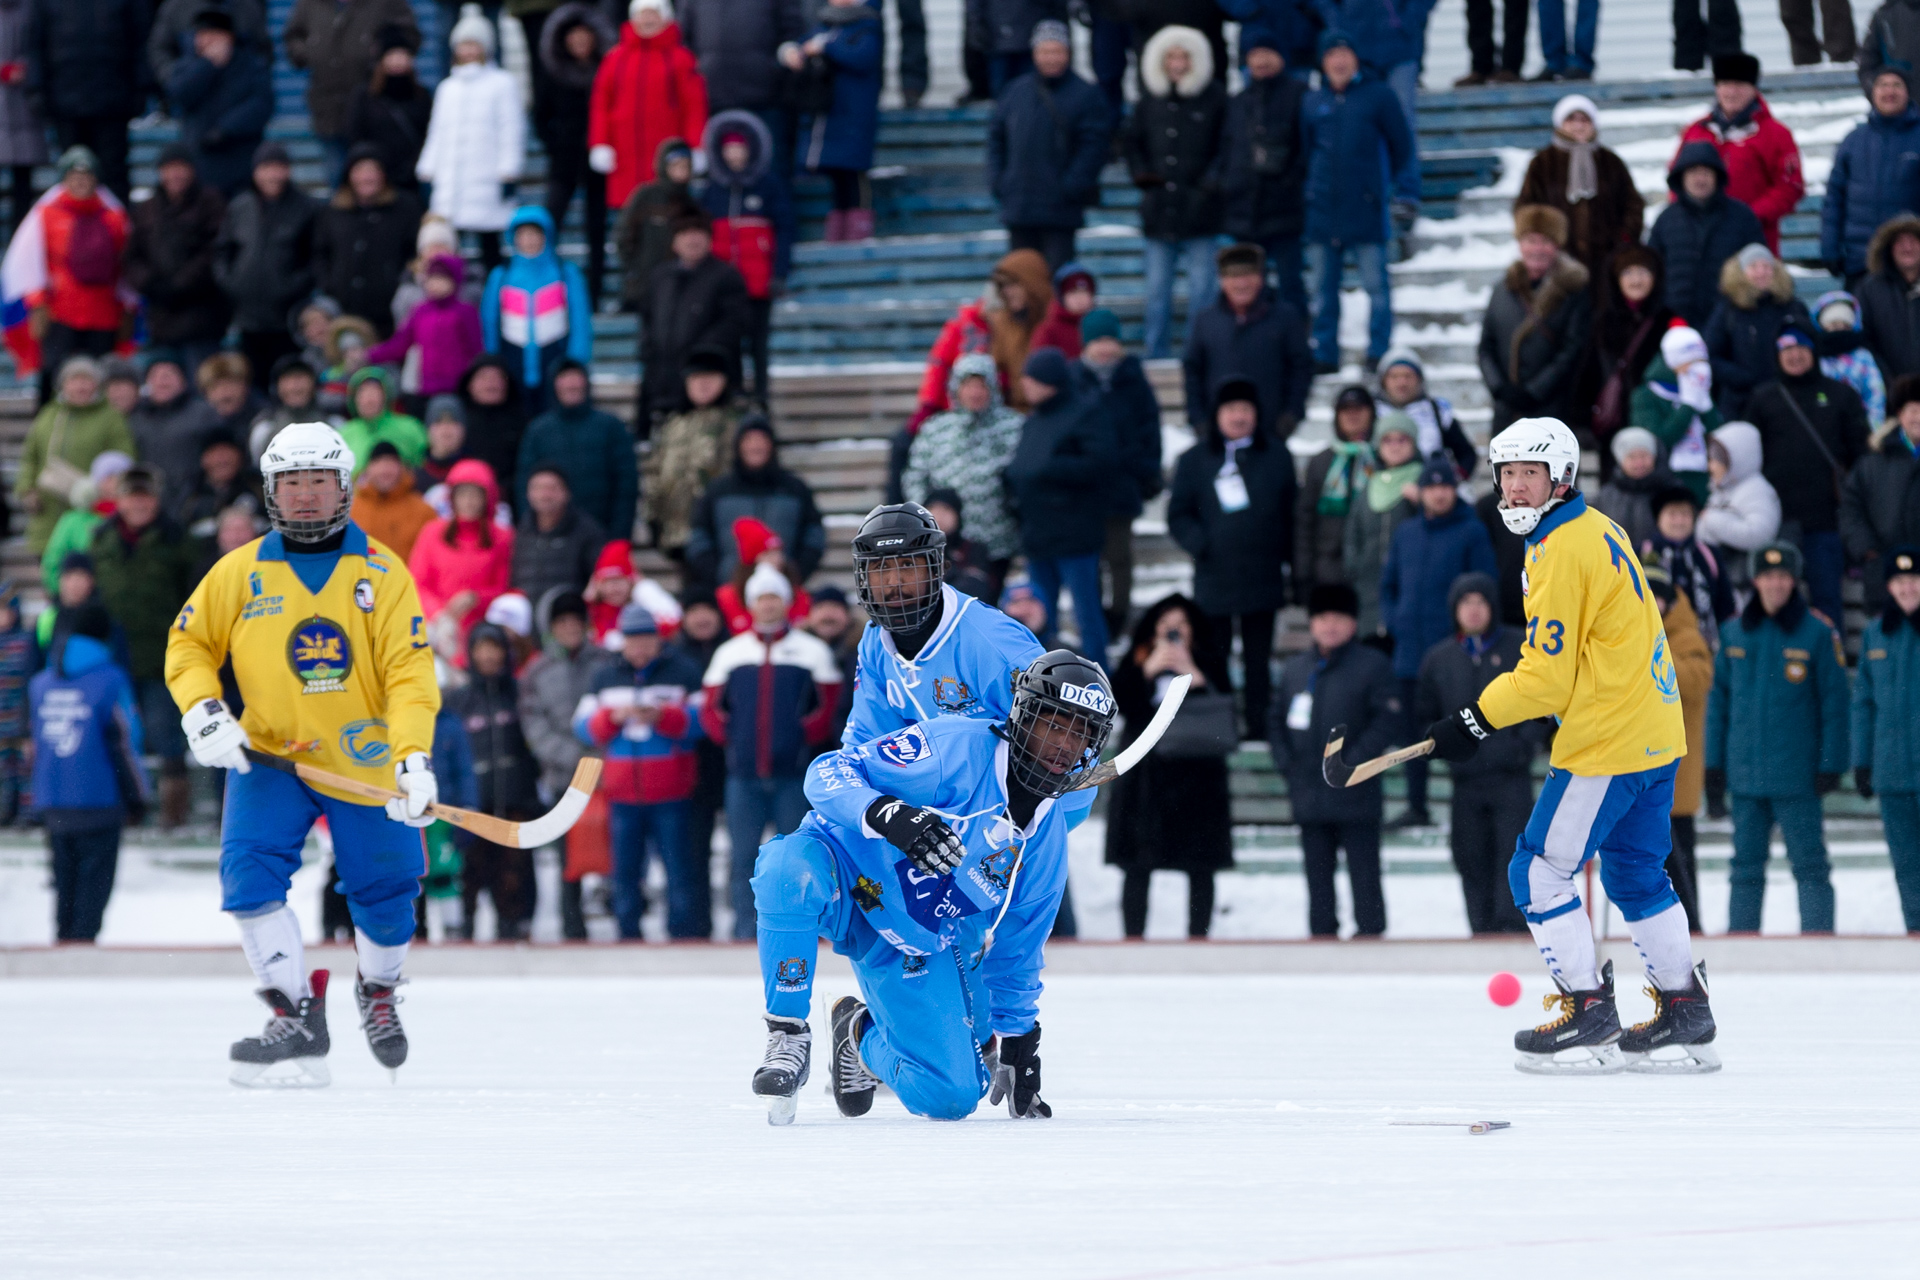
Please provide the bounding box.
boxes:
[182,698,251,773]
[589,144,616,175]
[1677,364,1714,413]
[385,752,438,827]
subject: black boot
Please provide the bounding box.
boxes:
[753,1015,813,1126]
[828,996,879,1117]
[230,970,331,1087]
[1514,960,1623,1074]
[356,975,409,1076]
[1619,961,1720,1073]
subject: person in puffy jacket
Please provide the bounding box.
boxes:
[514,360,639,538]
[124,146,231,376]
[408,457,515,660]
[787,0,883,242]
[445,622,545,940]
[214,144,320,388]
[28,149,131,408]
[589,0,708,211]
[618,136,700,310]
[366,254,484,400]
[901,351,1025,568]
[1475,204,1592,432]
[1647,140,1765,330]
[1814,290,1887,426]
[1124,25,1225,359]
[345,23,432,196]
[1704,243,1813,418]
[312,144,424,339]
[911,247,1052,423]
[1839,376,1920,609]
[1077,309,1162,633]
[1217,33,1308,313]
[481,207,595,414]
[1852,545,1920,932]
[339,364,426,474]
[23,0,150,200]
[1673,55,1805,255]
[698,112,795,403]
[162,8,273,198]
[684,416,825,590]
[417,7,526,273]
[539,3,616,306]
[637,213,751,429]
[1821,68,1920,284]
[1698,420,1781,598]
[985,21,1110,272]
[283,0,418,184]
[1857,212,1920,383]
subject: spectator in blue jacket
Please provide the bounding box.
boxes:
[1706,541,1849,934]
[1647,142,1766,329]
[1311,0,1432,211]
[1301,33,1414,372]
[1379,454,1495,826]
[1821,68,1920,285]
[1219,0,1324,77]
[1853,546,1920,933]
[1219,34,1310,313]
[1183,243,1315,439]
[163,8,273,198]
[787,0,883,241]
[29,602,147,943]
[1076,309,1163,633]
[985,20,1111,272]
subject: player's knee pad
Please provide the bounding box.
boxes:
[1509,846,1580,923]
[1598,852,1680,923]
[751,834,836,928]
[345,879,421,947]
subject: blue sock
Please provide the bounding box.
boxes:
[758,925,819,1020]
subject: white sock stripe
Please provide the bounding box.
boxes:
[1540,773,1612,874]
[354,934,409,986]
[237,905,306,999]
[1627,903,1695,991]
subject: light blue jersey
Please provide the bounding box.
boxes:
[843,585,1044,748]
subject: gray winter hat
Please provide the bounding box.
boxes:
[1030,19,1070,48]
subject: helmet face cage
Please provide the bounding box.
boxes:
[853,547,945,632]
[1005,683,1114,799]
[264,468,353,542]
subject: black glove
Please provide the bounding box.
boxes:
[1703,767,1728,819]
[1427,704,1493,764]
[1816,771,1841,796]
[989,1024,1051,1118]
[865,795,965,876]
[1857,767,1874,800]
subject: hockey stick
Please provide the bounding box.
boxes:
[242,749,602,849]
[1064,673,1192,792]
[1321,728,1435,789]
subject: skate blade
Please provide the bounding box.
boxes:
[230,1057,331,1089]
[766,1095,797,1126]
[1514,1042,1625,1076]
[1623,1043,1722,1074]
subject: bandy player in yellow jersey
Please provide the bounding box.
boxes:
[1424,418,1719,1075]
[166,423,440,1086]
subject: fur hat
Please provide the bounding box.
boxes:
[1712,53,1761,86]
[1307,582,1360,619]
[1141,25,1213,97]
[1514,204,1569,248]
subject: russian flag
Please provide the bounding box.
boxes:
[1,185,136,379]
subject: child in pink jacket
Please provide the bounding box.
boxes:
[367,254,485,399]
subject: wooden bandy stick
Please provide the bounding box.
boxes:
[244,749,602,849]
[1321,726,1436,788]
[1064,673,1192,792]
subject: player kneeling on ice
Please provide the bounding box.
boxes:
[1427,418,1719,1074]
[165,422,440,1087]
[750,651,1113,1124]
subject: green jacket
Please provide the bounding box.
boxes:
[41,508,105,592]
[1629,356,1722,500]
[1853,608,1920,791]
[339,367,426,475]
[89,515,206,682]
[1707,593,1850,796]
[15,400,135,554]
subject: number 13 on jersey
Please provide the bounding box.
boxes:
[1526,617,1564,655]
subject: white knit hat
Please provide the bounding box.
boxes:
[484,591,532,638]
[745,563,793,606]
[630,0,673,21]
[1610,426,1659,465]
[1552,93,1599,130]
[1660,323,1708,369]
[449,3,495,55]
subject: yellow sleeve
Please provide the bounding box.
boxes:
[369,551,440,760]
[1478,541,1585,730]
[164,554,240,712]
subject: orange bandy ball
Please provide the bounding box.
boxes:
[1487,972,1523,1007]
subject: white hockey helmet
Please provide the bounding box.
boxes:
[259,421,355,542]
[1487,416,1580,536]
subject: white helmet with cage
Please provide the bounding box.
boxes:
[1487,416,1581,536]
[259,421,355,542]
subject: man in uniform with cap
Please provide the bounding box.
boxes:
[1853,545,1920,932]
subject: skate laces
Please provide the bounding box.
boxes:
[1627,985,1669,1035]
[837,1011,878,1092]
[763,1022,809,1072]
[254,1014,307,1046]
[1534,991,1577,1032]
[358,980,405,1041]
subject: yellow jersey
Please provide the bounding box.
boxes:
[165,524,439,804]
[1477,495,1687,777]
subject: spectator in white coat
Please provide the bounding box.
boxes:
[1697,420,1781,599]
[416,4,526,275]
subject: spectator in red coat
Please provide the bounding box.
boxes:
[408,456,515,662]
[911,246,1053,424]
[714,514,810,633]
[588,0,709,211]
[1673,54,1805,256]
[1030,260,1096,359]
[29,148,130,407]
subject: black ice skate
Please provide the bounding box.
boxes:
[1619,961,1721,1074]
[828,996,879,1118]
[355,975,408,1080]
[230,969,331,1088]
[1514,960,1624,1075]
[753,1015,812,1126]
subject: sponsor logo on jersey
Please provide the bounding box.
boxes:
[280,739,322,754]
[895,860,981,931]
[876,724,932,767]
[901,953,928,979]
[353,579,375,614]
[287,617,353,694]
[1651,636,1680,704]
[932,676,980,715]
[773,957,810,990]
[852,875,885,912]
[339,718,391,766]
[249,572,263,598]
[876,927,930,956]
[1057,682,1112,716]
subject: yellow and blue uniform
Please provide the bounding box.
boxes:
[165,525,440,944]
[1472,494,1689,940]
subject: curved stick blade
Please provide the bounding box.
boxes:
[1321,725,1353,788]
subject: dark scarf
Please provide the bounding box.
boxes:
[1741,588,1807,633]
[1707,97,1762,140]
[1883,599,1920,633]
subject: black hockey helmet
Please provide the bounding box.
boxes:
[851,502,946,633]
[1002,649,1116,799]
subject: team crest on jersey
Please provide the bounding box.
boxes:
[773,957,810,990]
[287,617,353,693]
[339,719,391,766]
[249,572,263,598]
[932,676,980,714]
[876,724,933,767]
[353,579,375,613]
[968,846,1017,901]
[901,953,928,979]
[852,875,885,912]
[1058,682,1112,715]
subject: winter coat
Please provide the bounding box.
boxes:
[637,252,751,424]
[34,190,129,332]
[645,398,745,553]
[1167,412,1296,616]
[29,632,146,829]
[15,398,134,553]
[574,646,706,805]
[1707,591,1849,797]
[1375,390,1474,477]
[1379,504,1498,679]
[348,468,436,562]
[127,391,223,513]
[1301,71,1414,246]
[1308,0,1435,70]
[699,624,841,778]
[1703,257,1813,418]
[409,459,516,643]
[1219,67,1306,242]
[1840,423,1920,607]
[417,62,525,233]
[518,635,614,800]
[698,111,795,297]
[89,513,203,681]
[1630,355,1723,489]
[912,250,1054,420]
[1182,284,1314,438]
[509,503,605,604]
[1698,421,1782,556]
[1594,465,1679,555]
[147,0,268,86]
[1474,490,1530,629]
[1675,95,1806,255]
[1646,142,1767,329]
[1821,106,1920,279]
[1414,622,1543,778]
[213,185,320,334]
[1123,27,1226,241]
[1663,592,1713,816]
[1586,250,1674,444]
[481,206,594,396]
[23,0,151,124]
[1515,143,1644,287]
[454,354,528,488]
[1745,370,1871,535]
[1078,353,1163,519]
[1854,603,1920,790]
[1344,488,1415,637]
[283,0,420,138]
[446,648,543,819]
[537,2,613,151]
[1816,291,1887,426]
[589,19,707,209]
[799,3,883,174]
[976,0,1067,55]
[678,0,805,113]
[124,180,231,347]
[986,68,1110,230]
[1647,532,1735,646]
[0,0,45,167]
[164,42,273,197]
[1269,638,1401,824]
[900,353,1026,560]
[620,158,701,305]
[1003,380,1118,559]
[346,73,434,193]
[367,280,486,399]
[338,366,427,473]
[1476,251,1594,432]
[1216,0,1325,71]
[515,398,638,539]
[1103,598,1235,876]
[1295,442,1366,603]
[313,178,426,338]
[177,464,263,539]
[684,433,826,586]
[1857,214,1920,382]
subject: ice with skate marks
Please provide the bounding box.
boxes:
[230,1057,332,1089]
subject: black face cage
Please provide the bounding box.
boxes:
[1005,687,1113,799]
[853,548,945,632]
[264,470,353,543]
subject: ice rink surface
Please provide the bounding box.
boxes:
[4,971,1918,1278]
